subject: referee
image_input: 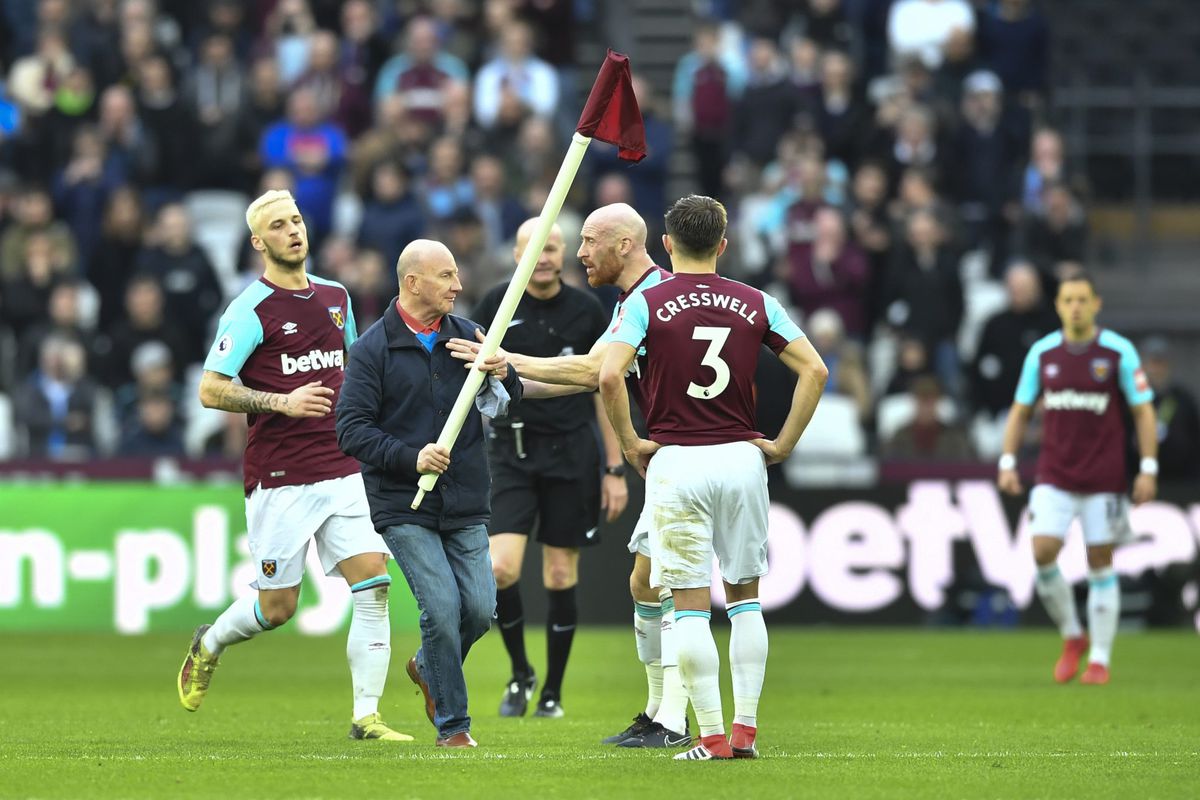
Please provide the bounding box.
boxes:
[474,218,630,718]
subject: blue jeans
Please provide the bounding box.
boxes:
[382,523,495,738]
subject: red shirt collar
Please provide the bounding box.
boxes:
[396,300,443,334]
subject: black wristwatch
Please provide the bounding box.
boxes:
[604,464,627,477]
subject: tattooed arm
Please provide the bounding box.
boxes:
[199,371,334,418]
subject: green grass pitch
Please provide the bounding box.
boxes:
[1,628,1197,799]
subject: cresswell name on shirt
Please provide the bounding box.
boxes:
[654,291,758,324]
[280,348,345,375]
[1043,388,1110,415]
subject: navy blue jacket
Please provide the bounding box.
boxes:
[336,300,523,532]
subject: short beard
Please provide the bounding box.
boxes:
[265,242,308,269]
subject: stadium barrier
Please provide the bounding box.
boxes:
[1,480,1197,633]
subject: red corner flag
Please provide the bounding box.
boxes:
[576,49,647,162]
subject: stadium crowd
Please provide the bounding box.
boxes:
[0,0,1196,480]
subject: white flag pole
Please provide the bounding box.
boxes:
[411,132,593,510]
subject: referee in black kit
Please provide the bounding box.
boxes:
[473,218,630,719]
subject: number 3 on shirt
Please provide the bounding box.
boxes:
[687,326,731,400]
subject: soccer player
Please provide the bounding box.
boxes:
[599,195,827,761]
[997,271,1158,685]
[473,219,628,719]
[447,203,691,748]
[177,189,410,741]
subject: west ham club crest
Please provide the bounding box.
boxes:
[328,306,345,330]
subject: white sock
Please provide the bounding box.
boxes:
[1087,567,1120,666]
[1035,564,1083,639]
[675,610,724,738]
[727,599,767,729]
[655,590,688,734]
[348,576,392,720]
[202,595,271,657]
[633,601,663,718]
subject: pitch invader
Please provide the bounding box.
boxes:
[600,196,827,760]
[998,271,1158,685]
[177,190,411,741]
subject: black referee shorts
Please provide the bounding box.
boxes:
[487,426,602,548]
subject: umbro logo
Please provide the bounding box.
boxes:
[282,322,298,335]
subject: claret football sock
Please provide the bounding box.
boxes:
[633,601,663,717]
[1035,564,1083,639]
[348,576,392,720]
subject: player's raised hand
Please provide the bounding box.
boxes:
[623,438,660,478]
[1132,472,1157,505]
[283,381,334,417]
[750,438,789,465]
[417,443,451,475]
[997,468,1023,496]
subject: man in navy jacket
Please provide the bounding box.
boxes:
[336,239,522,748]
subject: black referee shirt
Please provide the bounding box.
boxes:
[471,281,608,435]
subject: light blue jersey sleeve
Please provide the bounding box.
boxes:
[343,292,359,348]
[1014,332,1061,405]
[203,304,264,377]
[610,293,650,350]
[1101,330,1155,405]
[762,292,805,345]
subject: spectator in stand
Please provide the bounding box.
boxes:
[13,333,98,459]
[469,154,527,252]
[373,16,470,133]
[260,86,348,247]
[890,166,956,239]
[774,154,834,281]
[118,389,185,457]
[884,209,964,396]
[1015,182,1087,275]
[949,70,1028,275]
[886,104,941,193]
[672,20,744,198]
[787,36,822,99]
[52,126,125,260]
[6,27,75,116]
[183,33,248,191]
[1021,127,1071,213]
[135,55,194,197]
[95,84,156,190]
[15,278,89,379]
[807,307,872,423]
[885,333,933,397]
[969,261,1058,418]
[348,95,425,197]
[976,0,1049,109]
[264,0,317,85]
[441,79,488,156]
[291,28,371,138]
[357,160,426,262]
[783,0,855,52]
[815,49,870,170]
[235,57,286,186]
[99,272,194,389]
[133,203,222,356]
[1139,337,1200,482]
[113,339,182,429]
[342,247,393,330]
[473,20,559,135]
[881,374,973,460]
[69,0,124,90]
[188,0,252,57]
[338,0,389,93]
[847,160,893,331]
[887,0,975,71]
[0,233,73,343]
[785,207,871,338]
[732,37,798,169]
[437,208,507,310]
[1,186,78,282]
[89,186,145,330]
[420,135,473,223]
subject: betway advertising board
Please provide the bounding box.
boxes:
[1,482,1197,633]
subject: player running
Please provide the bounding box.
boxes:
[998,271,1158,685]
[177,190,410,741]
[599,195,827,761]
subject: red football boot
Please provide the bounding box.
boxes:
[1054,636,1089,683]
[1080,662,1110,685]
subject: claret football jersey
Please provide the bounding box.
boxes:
[203,275,361,494]
[1014,328,1154,493]
[609,272,804,446]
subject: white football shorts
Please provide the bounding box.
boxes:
[1028,483,1132,546]
[645,441,769,589]
[626,505,652,557]
[245,472,387,589]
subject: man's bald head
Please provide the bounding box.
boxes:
[514,218,564,254]
[583,203,647,249]
[577,203,652,289]
[397,238,455,280]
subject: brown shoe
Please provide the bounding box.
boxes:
[436,732,477,748]
[406,656,436,724]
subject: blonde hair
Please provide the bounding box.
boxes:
[245,189,296,235]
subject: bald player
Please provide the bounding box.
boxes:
[448,203,692,748]
[471,218,626,719]
[178,189,412,742]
